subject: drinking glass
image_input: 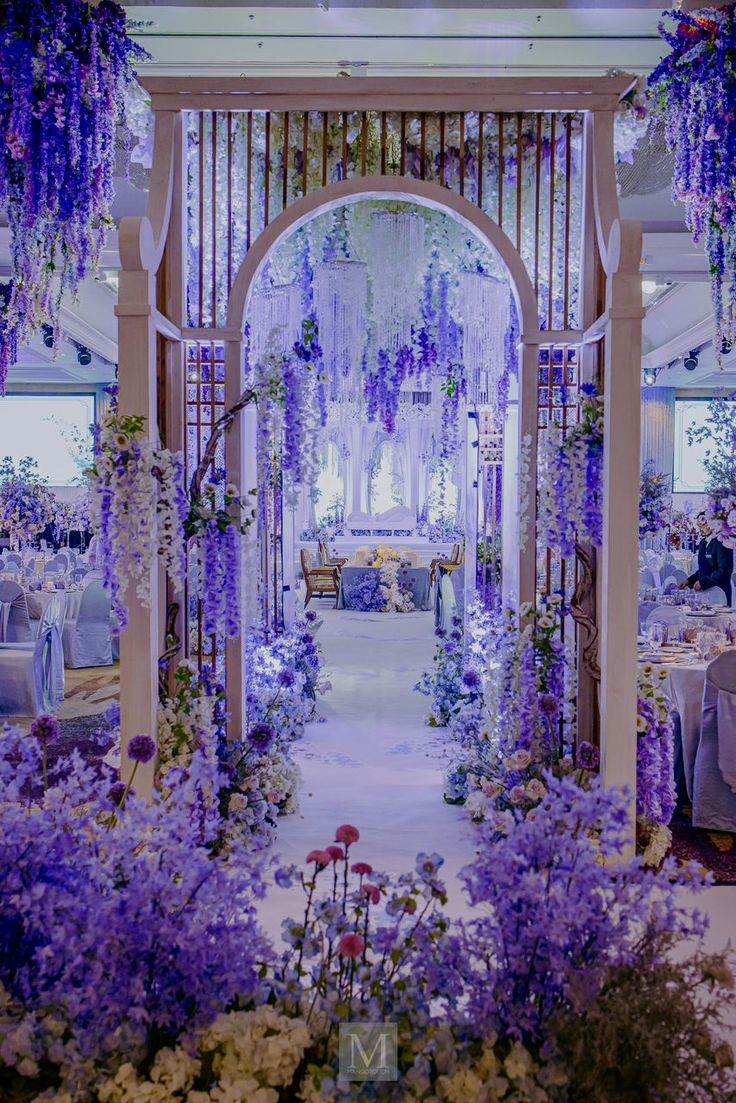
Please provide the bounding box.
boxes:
[647,622,666,651]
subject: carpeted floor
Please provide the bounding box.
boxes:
[670,804,736,885]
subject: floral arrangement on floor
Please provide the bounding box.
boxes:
[3,729,734,1103]
[246,612,331,742]
[538,383,604,557]
[639,460,671,540]
[442,596,578,825]
[0,0,147,389]
[637,664,677,867]
[342,567,386,612]
[415,614,465,726]
[649,7,736,363]
[89,408,188,631]
[704,493,736,550]
[378,558,415,613]
[0,455,54,543]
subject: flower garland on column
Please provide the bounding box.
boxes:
[89,407,188,631]
[0,0,147,390]
[537,383,604,557]
[636,664,676,866]
[649,7,736,362]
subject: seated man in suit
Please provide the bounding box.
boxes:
[679,512,734,604]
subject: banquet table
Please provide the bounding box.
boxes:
[338,565,433,611]
[25,588,81,621]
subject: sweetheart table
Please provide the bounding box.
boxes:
[338,566,433,611]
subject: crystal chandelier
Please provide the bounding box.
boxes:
[459,272,510,407]
[313,260,368,402]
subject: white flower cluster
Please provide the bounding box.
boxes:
[379,559,415,613]
[91,411,186,610]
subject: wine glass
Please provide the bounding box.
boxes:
[647,622,666,651]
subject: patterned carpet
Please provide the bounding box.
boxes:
[670,805,736,885]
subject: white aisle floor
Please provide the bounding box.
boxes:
[258,606,475,936]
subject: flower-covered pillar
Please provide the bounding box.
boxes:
[116,217,160,795]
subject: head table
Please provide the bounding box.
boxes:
[338,565,433,611]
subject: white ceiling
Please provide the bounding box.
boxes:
[6,4,731,393]
[123,4,667,77]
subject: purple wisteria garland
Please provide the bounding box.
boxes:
[89,408,188,632]
[649,8,736,362]
[0,0,147,390]
[636,664,677,866]
[538,383,604,557]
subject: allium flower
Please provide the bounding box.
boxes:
[539,693,559,716]
[248,722,276,753]
[127,734,156,764]
[335,824,360,845]
[577,741,600,771]
[30,714,60,747]
[337,933,365,958]
[108,781,128,806]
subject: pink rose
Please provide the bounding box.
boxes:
[508,785,526,805]
[525,778,547,802]
[338,933,365,958]
[335,824,360,845]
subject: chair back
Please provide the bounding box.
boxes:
[76,581,111,625]
[645,605,687,627]
[449,543,461,564]
[44,556,66,575]
[661,580,678,595]
[1,561,20,578]
[300,548,314,577]
[703,587,727,607]
[5,553,21,568]
[701,650,736,798]
[638,567,655,589]
[637,601,657,632]
[0,579,32,643]
[318,540,329,566]
[668,567,688,583]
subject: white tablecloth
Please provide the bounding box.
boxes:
[683,610,736,634]
[25,589,82,621]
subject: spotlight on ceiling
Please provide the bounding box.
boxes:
[683,348,699,372]
[721,337,733,356]
[76,345,92,367]
[643,366,659,387]
[41,324,54,349]
[315,0,329,9]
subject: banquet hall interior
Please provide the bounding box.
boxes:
[2,2,736,1099]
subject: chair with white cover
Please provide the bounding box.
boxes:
[0,594,65,716]
[692,651,736,832]
[44,554,68,576]
[645,605,687,638]
[638,567,656,590]
[638,601,658,633]
[62,581,113,668]
[1,561,20,579]
[702,586,728,607]
[5,553,22,569]
[667,567,688,585]
[0,580,32,643]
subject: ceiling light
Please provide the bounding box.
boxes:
[641,279,658,296]
[643,366,658,387]
[76,345,92,367]
[315,0,329,9]
[683,349,699,372]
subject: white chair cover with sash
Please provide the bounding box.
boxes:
[692,651,736,832]
[0,580,33,643]
[62,580,113,668]
[0,594,65,716]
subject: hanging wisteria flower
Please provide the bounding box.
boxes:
[0,0,148,389]
[89,408,188,631]
[649,8,736,362]
[639,461,671,539]
[538,383,604,557]
[636,665,676,866]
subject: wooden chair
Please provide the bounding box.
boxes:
[318,539,348,568]
[300,548,340,608]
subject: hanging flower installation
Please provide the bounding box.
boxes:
[0,0,147,391]
[187,475,254,639]
[636,664,677,867]
[0,456,54,543]
[89,409,188,631]
[538,383,604,557]
[649,7,736,362]
[639,461,671,540]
